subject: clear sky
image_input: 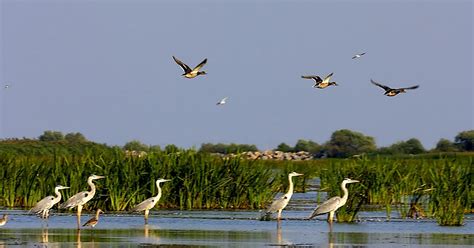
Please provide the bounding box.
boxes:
[1,0,472,150]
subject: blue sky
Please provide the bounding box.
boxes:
[1,0,472,150]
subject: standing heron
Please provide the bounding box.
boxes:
[83,209,104,228]
[131,178,170,224]
[0,214,7,226]
[60,174,105,229]
[30,185,70,219]
[308,178,359,223]
[264,172,303,221]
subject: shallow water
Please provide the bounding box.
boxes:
[1,208,473,247]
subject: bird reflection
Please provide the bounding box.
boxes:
[41,228,49,244]
[276,221,282,244]
[328,230,335,248]
[144,224,149,238]
[76,229,81,248]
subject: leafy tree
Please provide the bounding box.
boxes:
[164,144,179,153]
[199,143,258,154]
[149,145,162,153]
[275,142,293,152]
[123,140,149,151]
[434,138,458,152]
[454,130,474,151]
[38,130,64,142]
[294,139,322,154]
[388,138,425,155]
[65,132,87,143]
[325,129,376,158]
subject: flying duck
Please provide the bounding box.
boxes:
[301,73,338,89]
[371,79,419,97]
[172,56,207,79]
[352,52,366,59]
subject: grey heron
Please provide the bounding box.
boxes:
[308,178,359,223]
[83,209,104,228]
[371,79,419,97]
[29,185,70,219]
[172,56,207,78]
[0,214,7,226]
[301,73,338,89]
[265,172,303,220]
[60,174,105,229]
[131,178,170,224]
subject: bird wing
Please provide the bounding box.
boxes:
[399,85,419,90]
[59,191,89,209]
[30,196,55,213]
[131,197,156,212]
[301,75,322,83]
[370,79,392,91]
[172,56,192,73]
[322,73,334,84]
[83,217,98,226]
[308,196,342,219]
[266,194,290,213]
[192,58,208,71]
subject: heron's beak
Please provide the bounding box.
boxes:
[351,179,360,183]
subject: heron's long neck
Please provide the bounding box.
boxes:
[54,187,62,201]
[286,175,295,195]
[155,182,163,201]
[88,178,97,196]
[340,182,349,203]
[95,210,101,219]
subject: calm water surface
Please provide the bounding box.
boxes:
[1,192,473,247]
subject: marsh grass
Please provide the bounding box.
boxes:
[0,151,471,227]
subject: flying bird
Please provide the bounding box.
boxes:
[308,178,359,223]
[301,73,338,89]
[264,172,303,221]
[216,97,229,106]
[371,79,419,97]
[352,52,366,59]
[60,174,105,229]
[82,209,104,228]
[131,178,170,224]
[172,56,207,78]
[30,185,70,219]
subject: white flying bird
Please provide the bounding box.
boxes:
[352,52,366,59]
[216,97,229,106]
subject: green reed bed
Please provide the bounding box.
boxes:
[0,150,283,211]
[315,156,472,225]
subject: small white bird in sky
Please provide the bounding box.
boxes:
[216,97,229,106]
[352,52,366,59]
[4,84,10,89]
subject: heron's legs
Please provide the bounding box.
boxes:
[77,205,83,230]
[144,209,150,224]
[277,210,282,221]
[328,211,334,223]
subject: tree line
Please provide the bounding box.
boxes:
[0,129,472,158]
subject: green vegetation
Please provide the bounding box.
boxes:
[0,150,285,211]
[0,129,473,226]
